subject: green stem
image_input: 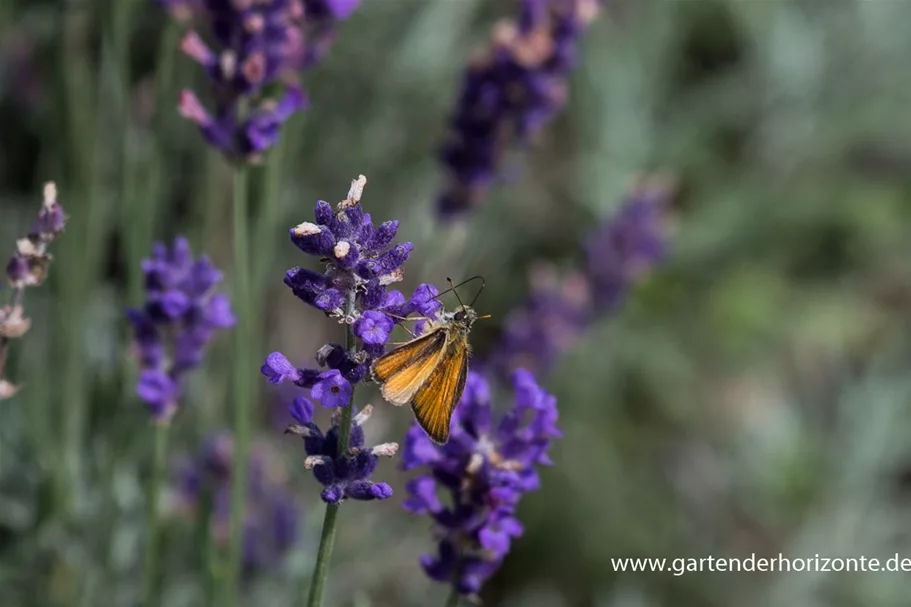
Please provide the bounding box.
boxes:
[250,133,290,391]
[445,555,464,607]
[445,586,461,607]
[306,503,340,607]
[59,0,104,513]
[336,290,357,450]
[196,476,217,607]
[205,523,219,607]
[129,22,180,304]
[114,0,135,304]
[141,423,170,607]
[252,139,287,292]
[306,289,358,607]
[225,162,253,606]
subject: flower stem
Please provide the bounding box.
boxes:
[198,478,218,607]
[306,502,339,607]
[306,288,358,607]
[129,22,179,304]
[445,555,464,607]
[226,161,253,606]
[252,131,291,292]
[60,0,108,514]
[141,423,170,607]
[337,289,358,450]
[445,586,462,607]
[113,0,138,303]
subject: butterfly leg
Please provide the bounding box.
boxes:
[382,312,434,340]
[384,312,432,324]
[391,319,434,343]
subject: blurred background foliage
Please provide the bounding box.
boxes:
[3,0,911,605]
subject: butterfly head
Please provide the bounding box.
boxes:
[438,277,491,330]
[453,305,478,327]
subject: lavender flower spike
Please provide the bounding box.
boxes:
[402,369,561,600]
[263,175,439,508]
[285,398,395,504]
[162,0,359,161]
[438,0,603,216]
[490,177,673,380]
[0,182,65,400]
[127,237,235,421]
[264,175,440,397]
[585,178,672,311]
[489,264,590,380]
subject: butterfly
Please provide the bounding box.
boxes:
[371,277,488,444]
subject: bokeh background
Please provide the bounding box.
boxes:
[4,0,911,605]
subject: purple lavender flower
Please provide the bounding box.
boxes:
[438,0,603,216]
[4,182,65,292]
[401,369,560,599]
[489,178,672,380]
[285,397,396,504]
[310,369,351,409]
[1,182,65,400]
[128,237,235,421]
[299,0,362,63]
[263,175,440,393]
[174,434,301,574]
[262,351,306,385]
[353,310,394,345]
[164,0,360,161]
[263,175,443,504]
[585,179,671,311]
[489,265,590,379]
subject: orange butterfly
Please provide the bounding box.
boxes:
[371,277,488,444]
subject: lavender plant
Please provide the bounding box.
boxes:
[438,0,603,216]
[261,175,440,606]
[127,236,236,421]
[284,398,398,503]
[173,433,301,575]
[159,0,361,596]
[0,182,65,400]
[164,0,358,161]
[401,369,561,603]
[490,179,673,380]
[126,236,235,605]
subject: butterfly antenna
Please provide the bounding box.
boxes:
[467,276,486,307]
[447,277,467,310]
[433,276,486,305]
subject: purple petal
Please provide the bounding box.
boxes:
[289,396,315,425]
[205,293,236,328]
[261,352,302,384]
[353,310,394,345]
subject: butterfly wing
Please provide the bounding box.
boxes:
[410,332,470,444]
[371,328,448,405]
